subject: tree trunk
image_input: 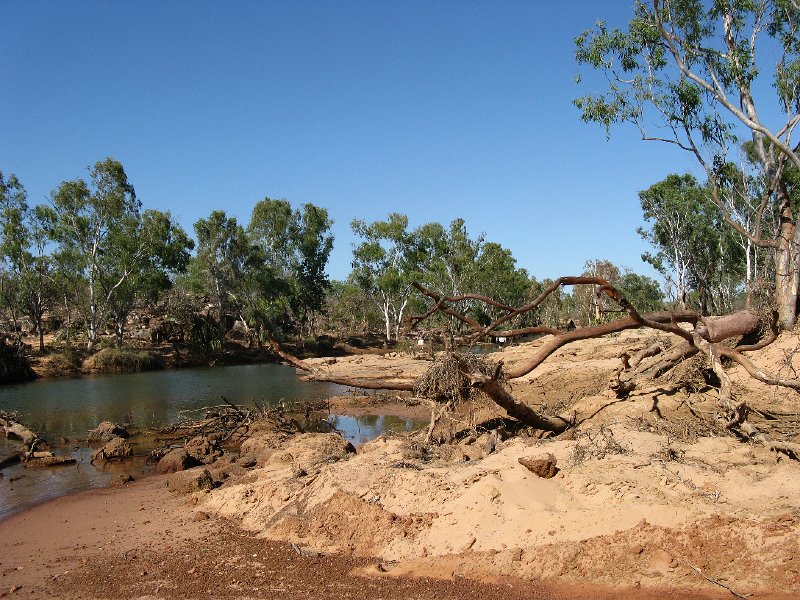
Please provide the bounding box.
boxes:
[469,375,571,433]
[115,315,125,345]
[775,198,799,330]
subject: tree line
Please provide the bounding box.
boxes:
[2,155,777,357]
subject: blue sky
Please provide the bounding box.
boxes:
[2,1,700,282]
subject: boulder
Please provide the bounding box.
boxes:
[518,453,559,479]
[185,435,223,465]
[91,436,133,462]
[168,468,215,494]
[157,448,201,474]
[111,473,135,486]
[265,433,356,470]
[88,421,129,444]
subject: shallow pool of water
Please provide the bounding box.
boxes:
[0,363,421,520]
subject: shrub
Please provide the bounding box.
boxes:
[0,339,36,383]
[86,348,162,373]
[46,347,83,375]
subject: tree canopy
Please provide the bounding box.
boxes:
[575,0,800,327]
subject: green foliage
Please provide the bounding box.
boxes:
[47,347,83,374]
[191,210,252,333]
[617,270,664,313]
[189,314,224,355]
[48,158,193,349]
[638,173,744,313]
[0,339,35,383]
[351,213,421,340]
[85,347,162,373]
[576,0,800,324]
[0,172,58,351]
[247,198,334,336]
[323,279,383,335]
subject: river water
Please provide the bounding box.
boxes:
[0,363,419,520]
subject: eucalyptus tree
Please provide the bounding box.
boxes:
[351,214,421,341]
[416,219,484,298]
[191,210,254,337]
[247,198,334,338]
[104,209,194,343]
[575,0,800,328]
[0,172,58,351]
[286,203,334,335]
[469,242,531,325]
[637,174,744,314]
[618,270,665,314]
[49,158,192,350]
[574,259,623,323]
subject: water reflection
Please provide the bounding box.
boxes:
[0,363,349,440]
[0,363,350,520]
[328,414,420,445]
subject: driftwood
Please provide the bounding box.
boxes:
[267,277,799,451]
[1,412,75,468]
[23,456,77,468]
[0,413,38,446]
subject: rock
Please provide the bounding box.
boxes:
[157,448,201,474]
[22,456,77,468]
[88,421,129,444]
[168,468,215,494]
[240,431,288,465]
[212,464,246,483]
[265,433,356,470]
[185,436,223,465]
[192,511,211,522]
[649,548,674,571]
[92,436,133,462]
[237,454,257,468]
[111,473,135,486]
[518,453,558,478]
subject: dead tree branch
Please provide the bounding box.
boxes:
[268,276,800,441]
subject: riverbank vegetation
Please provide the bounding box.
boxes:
[0,151,792,383]
[2,1,799,395]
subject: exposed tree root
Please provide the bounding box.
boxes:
[267,277,800,454]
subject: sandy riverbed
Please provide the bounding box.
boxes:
[2,329,800,598]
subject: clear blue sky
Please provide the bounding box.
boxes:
[2,1,699,282]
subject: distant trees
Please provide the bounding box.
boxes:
[187,199,334,345]
[350,215,533,341]
[47,159,193,350]
[637,174,744,314]
[248,199,334,338]
[1,160,196,353]
[351,214,421,341]
[0,172,57,351]
[3,161,678,356]
[575,0,800,328]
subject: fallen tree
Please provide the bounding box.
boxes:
[269,277,800,455]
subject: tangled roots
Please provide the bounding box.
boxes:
[414,352,505,403]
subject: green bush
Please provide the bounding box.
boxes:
[190,315,223,355]
[0,340,36,383]
[86,348,162,373]
[47,347,83,374]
